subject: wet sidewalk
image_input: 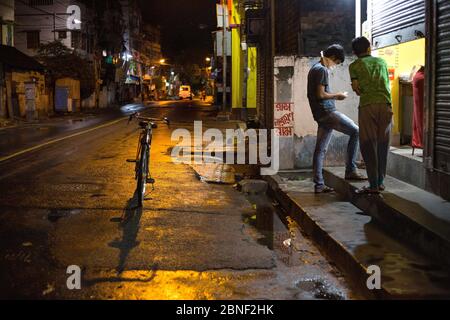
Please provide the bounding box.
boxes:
[265,172,450,299]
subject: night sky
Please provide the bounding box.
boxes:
[139,0,217,66]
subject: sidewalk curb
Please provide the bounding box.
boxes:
[264,175,397,299]
[323,168,450,267]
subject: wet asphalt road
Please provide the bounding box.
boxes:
[0,99,354,300]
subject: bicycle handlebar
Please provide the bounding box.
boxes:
[128,112,170,126]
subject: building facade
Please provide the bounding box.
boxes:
[0,0,14,46]
[224,0,273,128]
[252,0,450,201]
[14,0,94,58]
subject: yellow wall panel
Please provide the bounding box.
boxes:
[247,47,257,109]
[231,1,243,109]
[373,39,426,135]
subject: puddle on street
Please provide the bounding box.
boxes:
[295,277,346,300]
[242,188,353,300]
[192,162,236,184]
[47,209,82,222]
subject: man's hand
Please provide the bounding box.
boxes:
[317,85,348,101]
[334,92,348,101]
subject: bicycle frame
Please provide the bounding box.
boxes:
[127,112,169,206]
[134,125,153,179]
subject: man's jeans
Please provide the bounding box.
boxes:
[313,111,359,188]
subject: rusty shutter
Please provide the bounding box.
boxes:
[255,0,274,130]
[434,0,450,173]
[371,0,426,48]
[257,44,266,126]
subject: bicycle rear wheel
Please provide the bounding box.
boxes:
[136,144,149,207]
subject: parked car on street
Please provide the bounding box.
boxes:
[179,85,193,100]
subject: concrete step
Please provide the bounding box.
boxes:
[265,174,450,299]
[323,167,450,267]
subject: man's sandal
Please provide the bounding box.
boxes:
[315,186,335,194]
[355,186,380,195]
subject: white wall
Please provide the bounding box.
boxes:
[0,0,14,21]
[1,0,14,46]
[275,55,360,169]
[14,0,88,57]
[289,56,359,136]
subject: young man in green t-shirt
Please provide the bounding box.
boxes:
[349,37,393,194]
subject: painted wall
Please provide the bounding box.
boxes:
[275,56,359,169]
[11,70,47,117]
[56,77,80,111]
[231,0,243,109]
[246,47,257,109]
[231,28,243,109]
[373,39,426,139]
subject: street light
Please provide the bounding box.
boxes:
[206,57,211,62]
[160,59,166,64]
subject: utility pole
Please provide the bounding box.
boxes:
[222,0,227,113]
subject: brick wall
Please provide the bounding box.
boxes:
[275,0,300,55]
[275,0,355,56]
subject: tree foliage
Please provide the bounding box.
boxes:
[36,41,95,99]
[178,64,203,92]
[93,0,125,54]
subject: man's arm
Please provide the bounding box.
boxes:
[351,79,361,96]
[349,63,361,96]
[317,85,347,101]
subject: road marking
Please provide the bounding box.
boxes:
[0,117,126,163]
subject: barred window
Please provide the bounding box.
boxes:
[29,0,53,6]
[26,31,40,49]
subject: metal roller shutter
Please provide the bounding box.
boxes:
[435,0,450,173]
[254,0,273,130]
[371,0,426,48]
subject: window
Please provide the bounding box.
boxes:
[26,31,40,49]
[58,31,67,40]
[28,0,53,6]
[71,31,81,49]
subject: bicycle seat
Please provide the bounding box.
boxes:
[139,121,149,128]
[139,121,158,129]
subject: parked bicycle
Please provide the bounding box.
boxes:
[127,112,170,207]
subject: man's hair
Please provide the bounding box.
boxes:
[352,37,371,56]
[323,44,345,63]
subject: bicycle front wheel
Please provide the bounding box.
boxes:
[136,144,149,207]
